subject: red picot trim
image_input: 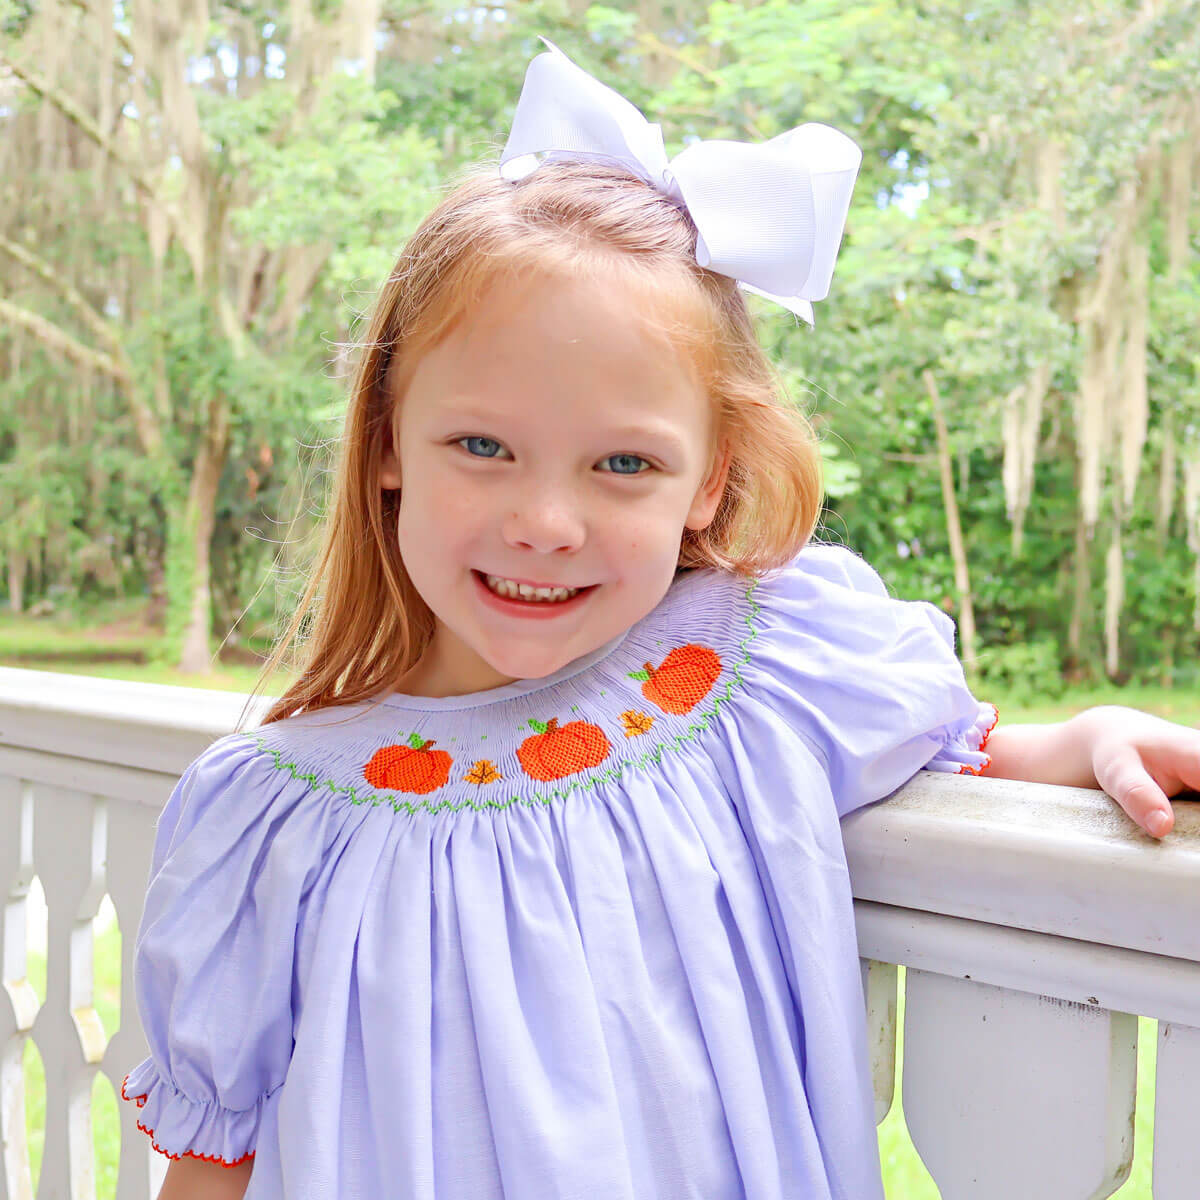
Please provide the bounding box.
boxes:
[121,1073,255,1168]
[956,704,1000,776]
[978,703,1000,753]
[957,755,993,777]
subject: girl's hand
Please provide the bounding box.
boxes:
[1085,706,1200,838]
[983,706,1200,839]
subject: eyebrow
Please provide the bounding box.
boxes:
[605,424,689,454]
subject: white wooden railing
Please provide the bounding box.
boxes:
[0,665,1197,1199]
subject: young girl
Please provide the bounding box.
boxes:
[120,40,1197,1200]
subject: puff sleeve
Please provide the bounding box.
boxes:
[741,543,998,818]
[120,732,327,1167]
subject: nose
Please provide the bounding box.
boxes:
[501,483,586,555]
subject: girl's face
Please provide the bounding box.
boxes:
[379,267,731,698]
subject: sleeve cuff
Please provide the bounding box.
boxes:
[121,1059,273,1168]
[923,701,999,777]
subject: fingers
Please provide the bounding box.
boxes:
[1148,724,1200,797]
[1097,747,1174,838]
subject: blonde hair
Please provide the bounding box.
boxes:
[240,158,822,730]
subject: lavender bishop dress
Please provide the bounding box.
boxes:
[122,543,995,1199]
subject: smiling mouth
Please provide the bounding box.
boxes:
[474,570,596,604]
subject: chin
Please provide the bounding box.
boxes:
[492,654,567,682]
[483,644,579,682]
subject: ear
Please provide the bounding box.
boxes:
[379,423,402,490]
[684,435,733,531]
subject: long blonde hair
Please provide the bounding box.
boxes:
[239,158,823,730]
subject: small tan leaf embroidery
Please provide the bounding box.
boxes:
[465,759,502,785]
[620,709,655,738]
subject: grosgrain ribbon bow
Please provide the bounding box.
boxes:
[499,37,863,326]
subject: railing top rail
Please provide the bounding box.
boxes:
[843,770,1200,965]
[0,665,275,773]
[0,664,267,732]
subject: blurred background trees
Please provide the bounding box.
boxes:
[1,0,1197,695]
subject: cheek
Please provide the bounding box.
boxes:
[599,509,685,590]
[616,492,691,551]
[396,465,481,549]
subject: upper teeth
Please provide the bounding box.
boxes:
[484,574,580,602]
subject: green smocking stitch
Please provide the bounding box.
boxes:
[240,575,763,818]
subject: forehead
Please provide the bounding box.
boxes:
[403,266,714,430]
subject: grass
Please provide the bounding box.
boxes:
[6,625,1188,1194]
[0,595,154,660]
[0,605,283,694]
[983,684,1200,728]
[5,604,1200,724]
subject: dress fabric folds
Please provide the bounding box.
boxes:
[122,544,995,1198]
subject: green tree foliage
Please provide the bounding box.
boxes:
[593,0,1200,688]
[1,0,1197,691]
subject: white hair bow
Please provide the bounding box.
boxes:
[499,37,863,326]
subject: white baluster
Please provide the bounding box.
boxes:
[31,785,106,1200]
[902,969,1136,1199]
[861,958,897,1122]
[105,787,162,1200]
[1,781,37,1200]
[1152,1021,1200,1198]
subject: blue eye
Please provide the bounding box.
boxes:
[455,438,649,474]
[458,436,506,458]
[600,453,651,475]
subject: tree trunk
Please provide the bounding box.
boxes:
[922,369,978,675]
[7,552,25,613]
[1067,499,1090,676]
[164,393,230,673]
[1103,521,1123,680]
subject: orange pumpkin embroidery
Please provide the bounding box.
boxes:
[363,734,452,795]
[630,643,721,714]
[517,717,610,782]
[465,759,502,785]
[620,710,655,737]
